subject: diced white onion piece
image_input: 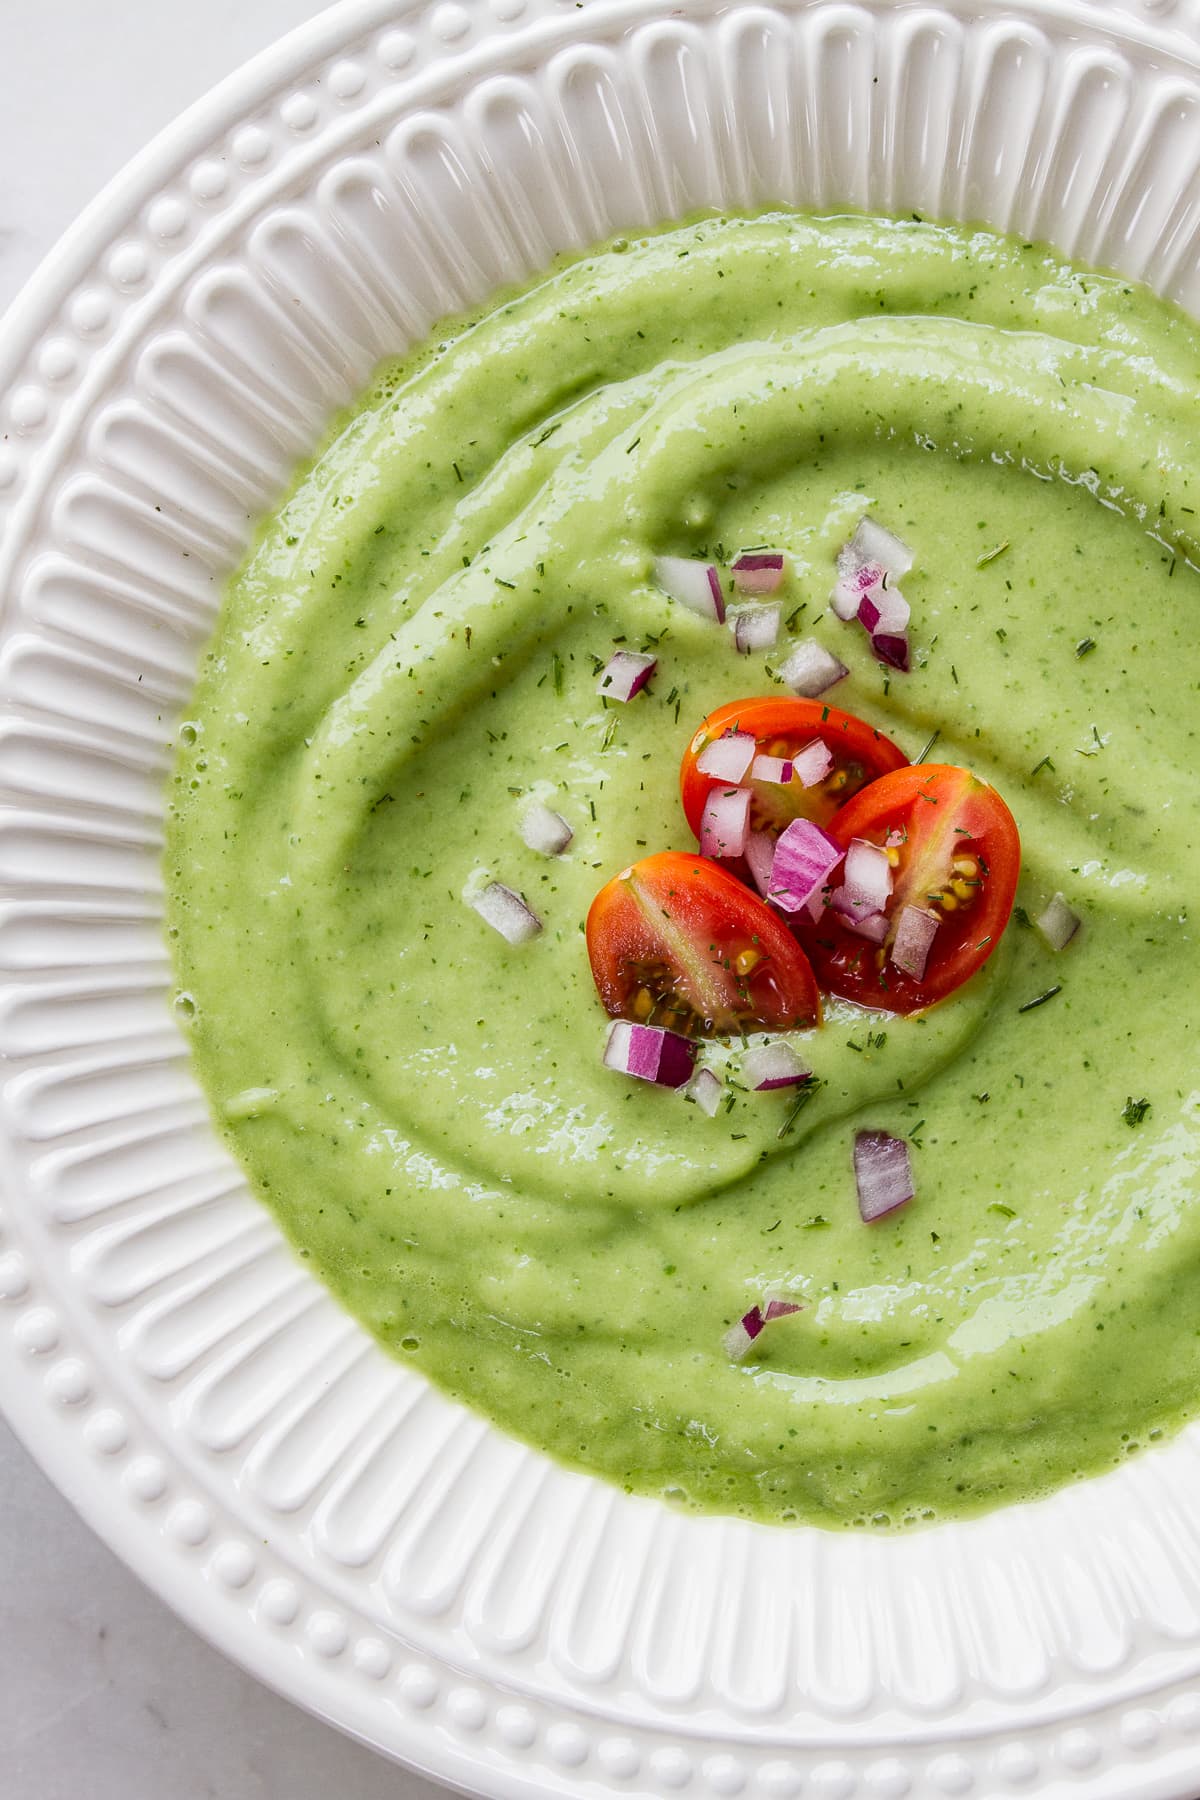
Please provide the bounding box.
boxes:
[744,830,776,899]
[683,1066,724,1116]
[700,786,752,859]
[751,753,793,786]
[696,730,757,783]
[1036,892,1081,951]
[854,1130,915,1222]
[732,603,782,653]
[844,837,893,912]
[597,649,656,701]
[769,819,843,912]
[849,515,913,579]
[871,632,910,672]
[743,1040,811,1090]
[654,554,725,623]
[603,1020,696,1088]
[857,583,910,636]
[520,801,573,857]
[790,738,834,788]
[776,638,848,698]
[469,881,543,944]
[890,904,940,979]
[732,553,785,595]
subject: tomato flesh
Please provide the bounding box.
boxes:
[680,696,909,842]
[793,764,1020,1013]
[586,850,821,1037]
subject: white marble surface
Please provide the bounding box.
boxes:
[0,6,448,1796]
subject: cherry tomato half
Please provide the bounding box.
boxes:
[793,764,1020,1013]
[586,850,821,1037]
[680,697,909,841]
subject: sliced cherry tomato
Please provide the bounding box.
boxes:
[586,850,821,1037]
[793,764,1020,1013]
[680,696,909,841]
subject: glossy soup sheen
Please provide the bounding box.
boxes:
[166,213,1200,1528]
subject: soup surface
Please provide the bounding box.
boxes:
[167,213,1200,1527]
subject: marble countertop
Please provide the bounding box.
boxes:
[0,7,445,1795]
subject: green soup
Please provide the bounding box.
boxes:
[166,213,1200,1528]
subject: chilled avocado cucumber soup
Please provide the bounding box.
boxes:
[166,213,1200,1528]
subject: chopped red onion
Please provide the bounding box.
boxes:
[732,552,785,595]
[890,904,940,979]
[830,882,884,925]
[744,830,776,899]
[597,649,656,701]
[700,786,752,859]
[839,907,889,944]
[751,753,793,786]
[776,638,848,698]
[770,819,843,912]
[724,1307,766,1360]
[603,1020,697,1088]
[468,881,543,944]
[654,554,725,624]
[743,1040,811,1090]
[696,730,756,783]
[857,584,910,636]
[790,739,834,788]
[831,557,884,621]
[844,838,893,913]
[848,516,913,579]
[1036,892,1081,951]
[724,1297,803,1360]
[871,632,910,672]
[520,801,573,857]
[732,603,782,653]
[683,1066,724,1116]
[853,1130,915,1223]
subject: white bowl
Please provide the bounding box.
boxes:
[3,1,1200,1795]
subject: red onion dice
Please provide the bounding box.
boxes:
[744,830,776,899]
[696,731,756,783]
[520,801,573,857]
[468,882,543,945]
[776,639,849,698]
[603,1020,697,1088]
[839,907,889,944]
[732,603,782,653]
[732,552,785,595]
[871,632,910,672]
[597,649,656,701]
[790,739,834,788]
[700,786,752,859]
[847,516,913,579]
[743,1041,811,1090]
[844,838,893,913]
[751,753,793,786]
[853,1130,915,1223]
[724,1297,803,1361]
[857,584,910,636]
[654,555,725,624]
[831,557,884,621]
[769,818,844,912]
[683,1066,724,1116]
[890,904,940,978]
[1036,893,1081,951]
